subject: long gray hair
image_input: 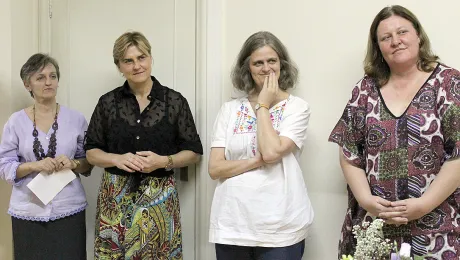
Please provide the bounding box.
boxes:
[231,31,298,93]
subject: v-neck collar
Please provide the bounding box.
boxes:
[376,63,439,119]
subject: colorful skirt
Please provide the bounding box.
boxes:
[94,171,182,260]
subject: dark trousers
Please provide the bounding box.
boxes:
[12,210,87,260]
[215,239,305,260]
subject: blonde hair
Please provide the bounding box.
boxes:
[113,31,152,67]
[364,5,439,86]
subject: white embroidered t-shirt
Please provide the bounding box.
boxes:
[209,95,314,247]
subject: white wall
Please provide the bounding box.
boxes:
[0,1,38,259]
[219,1,460,259]
[2,1,460,260]
[0,0,13,259]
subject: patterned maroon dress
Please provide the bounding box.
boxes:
[329,63,460,259]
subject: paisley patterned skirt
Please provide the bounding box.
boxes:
[94,171,182,260]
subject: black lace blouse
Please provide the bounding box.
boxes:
[84,76,203,177]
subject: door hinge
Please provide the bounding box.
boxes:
[48,0,52,19]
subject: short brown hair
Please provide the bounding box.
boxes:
[20,53,60,97]
[231,31,298,93]
[20,53,60,83]
[113,31,151,66]
[364,5,439,86]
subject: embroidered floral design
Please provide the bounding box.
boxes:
[233,105,256,134]
[233,98,288,155]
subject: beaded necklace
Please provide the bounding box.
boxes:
[32,103,59,160]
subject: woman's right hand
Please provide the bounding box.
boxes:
[113,153,144,173]
[33,157,59,173]
[361,195,408,225]
[257,72,278,107]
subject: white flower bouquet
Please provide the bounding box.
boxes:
[341,219,423,260]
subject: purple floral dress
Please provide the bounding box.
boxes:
[329,63,460,259]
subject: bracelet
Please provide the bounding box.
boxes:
[164,155,173,171]
[255,103,269,111]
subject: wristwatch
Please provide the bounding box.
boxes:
[165,155,174,171]
[72,159,81,169]
[255,103,269,111]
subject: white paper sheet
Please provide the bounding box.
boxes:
[27,169,77,205]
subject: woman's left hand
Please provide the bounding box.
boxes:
[55,155,75,171]
[257,72,278,106]
[136,151,166,173]
[379,198,429,222]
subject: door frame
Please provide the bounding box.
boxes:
[37,0,224,259]
[195,0,223,259]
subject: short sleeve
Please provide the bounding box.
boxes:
[439,68,460,160]
[85,96,108,151]
[175,95,203,155]
[0,116,24,186]
[278,99,310,149]
[328,81,368,169]
[211,102,231,148]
